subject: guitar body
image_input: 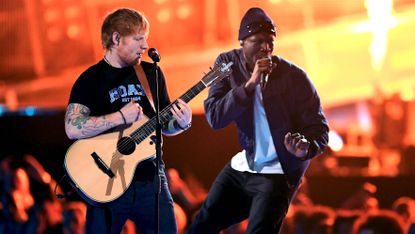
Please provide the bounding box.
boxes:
[64,115,156,206]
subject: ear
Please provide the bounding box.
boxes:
[239,40,244,46]
[112,32,121,46]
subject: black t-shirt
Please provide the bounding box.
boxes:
[69,60,171,119]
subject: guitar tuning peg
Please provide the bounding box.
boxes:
[209,67,213,70]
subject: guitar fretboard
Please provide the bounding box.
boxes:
[130,80,207,143]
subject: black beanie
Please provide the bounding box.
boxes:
[238,7,276,41]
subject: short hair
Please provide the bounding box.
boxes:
[101,8,149,49]
[353,210,405,234]
[292,205,335,234]
[392,196,415,223]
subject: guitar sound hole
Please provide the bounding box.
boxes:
[117,137,136,155]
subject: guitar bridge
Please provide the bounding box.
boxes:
[91,152,115,178]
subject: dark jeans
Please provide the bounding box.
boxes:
[188,163,296,234]
[85,172,177,234]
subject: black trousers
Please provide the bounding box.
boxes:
[188,162,296,234]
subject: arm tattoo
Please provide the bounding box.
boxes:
[65,103,117,138]
[66,104,91,130]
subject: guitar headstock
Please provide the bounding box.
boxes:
[201,62,233,87]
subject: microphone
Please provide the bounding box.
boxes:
[260,55,272,89]
[148,48,161,63]
[260,73,268,89]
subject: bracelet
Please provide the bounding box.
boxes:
[118,110,126,125]
[176,120,191,130]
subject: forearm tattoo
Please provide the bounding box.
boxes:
[65,103,117,137]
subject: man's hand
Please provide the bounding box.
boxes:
[244,57,276,93]
[171,99,192,129]
[119,100,143,124]
[284,132,310,159]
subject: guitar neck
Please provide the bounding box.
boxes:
[158,79,207,123]
[130,80,207,143]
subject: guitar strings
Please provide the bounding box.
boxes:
[114,82,204,157]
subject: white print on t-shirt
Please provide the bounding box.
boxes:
[121,96,141,102]
[109,84,145,103]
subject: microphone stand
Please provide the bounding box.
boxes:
[151,60,162,234]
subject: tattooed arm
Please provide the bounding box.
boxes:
[64,102,143,140]
[64,103,121,139]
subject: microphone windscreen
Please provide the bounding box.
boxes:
[148,48,161,62]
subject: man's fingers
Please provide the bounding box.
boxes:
[284,132,292,145]
[296,138,310,149]
[291,133,300,138]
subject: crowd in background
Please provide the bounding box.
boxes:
[1,154,415,234]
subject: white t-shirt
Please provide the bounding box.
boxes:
[231,85,284,174]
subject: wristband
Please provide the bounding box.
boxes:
[119,110,126,125]
[175,120,191,130]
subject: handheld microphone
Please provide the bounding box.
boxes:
[148,48,161,63]
[260,73,268,89]
[260,55,272,89]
